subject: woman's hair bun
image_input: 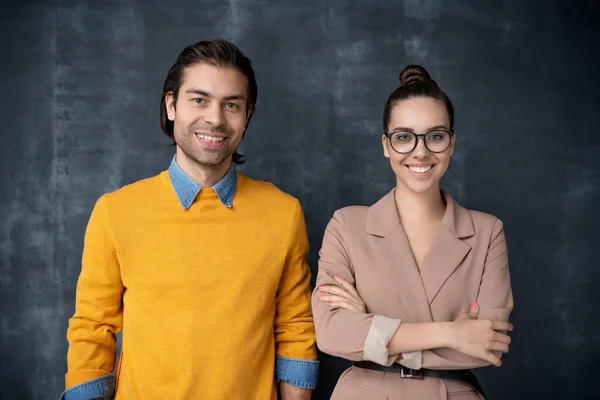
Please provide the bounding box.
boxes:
[399,65,435,86]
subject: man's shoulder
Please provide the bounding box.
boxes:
[102,171,167,205]
[238,173,300,208]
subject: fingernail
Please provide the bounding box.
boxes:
[471,302,478,310]
[318,286,324,290]
[334,275,340,279]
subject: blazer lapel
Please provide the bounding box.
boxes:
[420,191,476,304]
[367,190,433,323]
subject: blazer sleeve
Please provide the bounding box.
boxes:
[312,210,413,366]
[422,219,514,369]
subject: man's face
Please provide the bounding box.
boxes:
[165,62,251,168]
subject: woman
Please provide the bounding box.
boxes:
[312,65,514,399]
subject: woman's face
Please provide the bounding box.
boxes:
[382,96,455,194]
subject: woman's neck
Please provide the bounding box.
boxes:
[394,183,446,224]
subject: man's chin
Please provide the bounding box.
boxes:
[192,154,232,168]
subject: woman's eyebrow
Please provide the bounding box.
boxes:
[389,125,449,132]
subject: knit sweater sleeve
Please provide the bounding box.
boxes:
[65,194,123,389]
[273,199,319,388]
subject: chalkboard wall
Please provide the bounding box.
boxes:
[1,1,599,399]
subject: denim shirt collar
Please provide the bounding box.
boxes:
[168,155,237,209]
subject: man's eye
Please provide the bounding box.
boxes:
[193,98,205,104]
[225,103,238,110]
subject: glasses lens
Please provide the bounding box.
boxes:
[390,132,416,153]
[425,130,451,152]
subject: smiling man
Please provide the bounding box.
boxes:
[62,40,318,400]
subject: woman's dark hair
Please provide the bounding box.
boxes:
[159,40,258,165]
[383,65,454,132]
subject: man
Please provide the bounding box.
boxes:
[62,40,318,400]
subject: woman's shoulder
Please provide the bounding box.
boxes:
[464,207,504,235]
[445,190,503,233]
[332,205,370,220]
[467,208,500,223]
[325,205,370,234]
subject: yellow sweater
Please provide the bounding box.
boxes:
[66,171,317,399]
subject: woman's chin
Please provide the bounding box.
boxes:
[398,178,439,194]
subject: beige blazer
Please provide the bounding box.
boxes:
[312,190,513,400]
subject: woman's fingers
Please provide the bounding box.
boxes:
[318,281,366,312]
[492,321,514,332]
[334,276,362,300]
[456,302,479,321]
[467,302,479,319]
[329,300,361,312]
[484,352,502,367]
[493,331,512,345]
[489,341,510,354]
[320,293,362,309]
[320,285,362,304]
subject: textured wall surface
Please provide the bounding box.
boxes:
[1,1,599,398]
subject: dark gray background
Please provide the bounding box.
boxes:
[1,0,599,399]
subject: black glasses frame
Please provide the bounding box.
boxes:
[383,129,455,154]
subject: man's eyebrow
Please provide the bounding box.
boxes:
[222,94,246,102]
[184,88,246,102]
[185,88,210,97]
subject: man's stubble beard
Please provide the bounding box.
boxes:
[175,125,236,168]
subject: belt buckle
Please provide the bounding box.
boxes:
[400,366,424,379]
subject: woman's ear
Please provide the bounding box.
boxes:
[382,135,390,159]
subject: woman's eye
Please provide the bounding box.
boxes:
[428,131,448,141]
[395,134,412,141]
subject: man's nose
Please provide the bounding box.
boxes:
[203,103,224,126]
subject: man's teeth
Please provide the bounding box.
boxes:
[408,165,432,173]
[198,134,225,143]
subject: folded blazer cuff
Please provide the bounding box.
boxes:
[397,349,423,370]
[362,314,401,366]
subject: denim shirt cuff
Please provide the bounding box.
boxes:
[59,374,115,400]
[275,356,319,390]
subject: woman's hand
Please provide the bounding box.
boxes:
[456,302,480,321]
[448,315,513,367]
[318,276,366,313]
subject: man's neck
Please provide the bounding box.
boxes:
[175,151,232,188]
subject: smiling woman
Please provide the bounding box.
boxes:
[311,65,514,400]
[382,66,456,196]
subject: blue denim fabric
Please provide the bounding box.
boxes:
[276,356,319,390]
[59,374,115,400]
[60,357,319,398]
[168,155,237,209]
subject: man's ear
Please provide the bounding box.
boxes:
[166,92,176,121]
[245,104,253,124]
